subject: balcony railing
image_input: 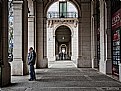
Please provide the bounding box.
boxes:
[47,12,78,18]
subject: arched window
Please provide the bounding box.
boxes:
[47,1,78,18]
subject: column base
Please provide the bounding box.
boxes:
[106,59,112,74]
[1,64,11,87]
[48,57,55,62]
[43,58,48,68]
[119,63,121,82]
[11,59,26,76]
[99,59,106,74]
[77,57,91,68]
[71,56,78,64]
[92,57,98,68]
[99,58,112,74]
[36,58,48,68]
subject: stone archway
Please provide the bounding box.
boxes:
[44,0,81,17]
[46,0,79,65]
[35,0,92,68]
[35,0,80,68]
[55,25,71,60]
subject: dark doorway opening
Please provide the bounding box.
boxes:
[55,25,71,60]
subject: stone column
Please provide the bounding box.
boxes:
[36,1,48,68]
[1,0,11,86]
[72,25,78,64]
[28,16,35,49]
[28,0,35,49]
[99,0,112,74]
[12,0,28,75]
[99,0,106,74]
[105,0,112,74]
[77,2,91,68]
[0,0,2,64]
[23,0,29,75]
[119,64,121,82]
[47,20,55,61]
[91,1,98,68]
[0,2,1,87]
[43,17,48,67]
[77,17,82,67]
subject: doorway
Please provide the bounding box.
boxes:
[55,25,71,60]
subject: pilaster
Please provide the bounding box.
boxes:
[28,0,35,49]
[28,16,35,49]
[105,0,112,74]
[91,1,98,68]
[99,0,112,74]
[99,0,106,74]
[43,17,48,67]
[119,64,121,82]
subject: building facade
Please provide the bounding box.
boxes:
[0,0,121,87]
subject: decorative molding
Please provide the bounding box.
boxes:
[13,0,23,4]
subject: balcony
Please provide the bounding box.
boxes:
[47,12,78,18]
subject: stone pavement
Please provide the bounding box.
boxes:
[1,61,121,91]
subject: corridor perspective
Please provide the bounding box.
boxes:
[1,0,121,89]
[2,61,121,91]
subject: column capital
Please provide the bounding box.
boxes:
[13,1,23,10]
[28,16,34,22]
[28,15,35,18]
[13,0,23,4]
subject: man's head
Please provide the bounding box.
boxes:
[29,47,33,51]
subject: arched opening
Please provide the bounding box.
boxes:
[47,1,78,18]
[55,25,71,60]
[46,1,79,66]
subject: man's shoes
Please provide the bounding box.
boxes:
[33,78,36,81]
[33,79,36,81]
[28,78,36,81]
[28,79,33,81]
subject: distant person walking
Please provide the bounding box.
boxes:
[28,47,36,81]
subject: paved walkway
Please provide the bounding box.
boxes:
[2,61,121,91]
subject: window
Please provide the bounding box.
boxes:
[59,1,67,18]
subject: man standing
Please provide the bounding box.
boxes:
[28,47,36,81]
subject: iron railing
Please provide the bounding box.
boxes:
[47,12,78,18]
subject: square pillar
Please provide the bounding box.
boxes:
[77,2,91,68]
[12,1,23,75]
[99,0,107,74]
[119,64,121,82]
[1,0,11,86]
[47,23,55,61]
[99,0,112,74]
[12,0,28,75]
[91,1,98,68]
[28,16,35,49]
[36,2,48,68]
[28,0,35,49]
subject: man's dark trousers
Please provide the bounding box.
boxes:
[30,64,36,80]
